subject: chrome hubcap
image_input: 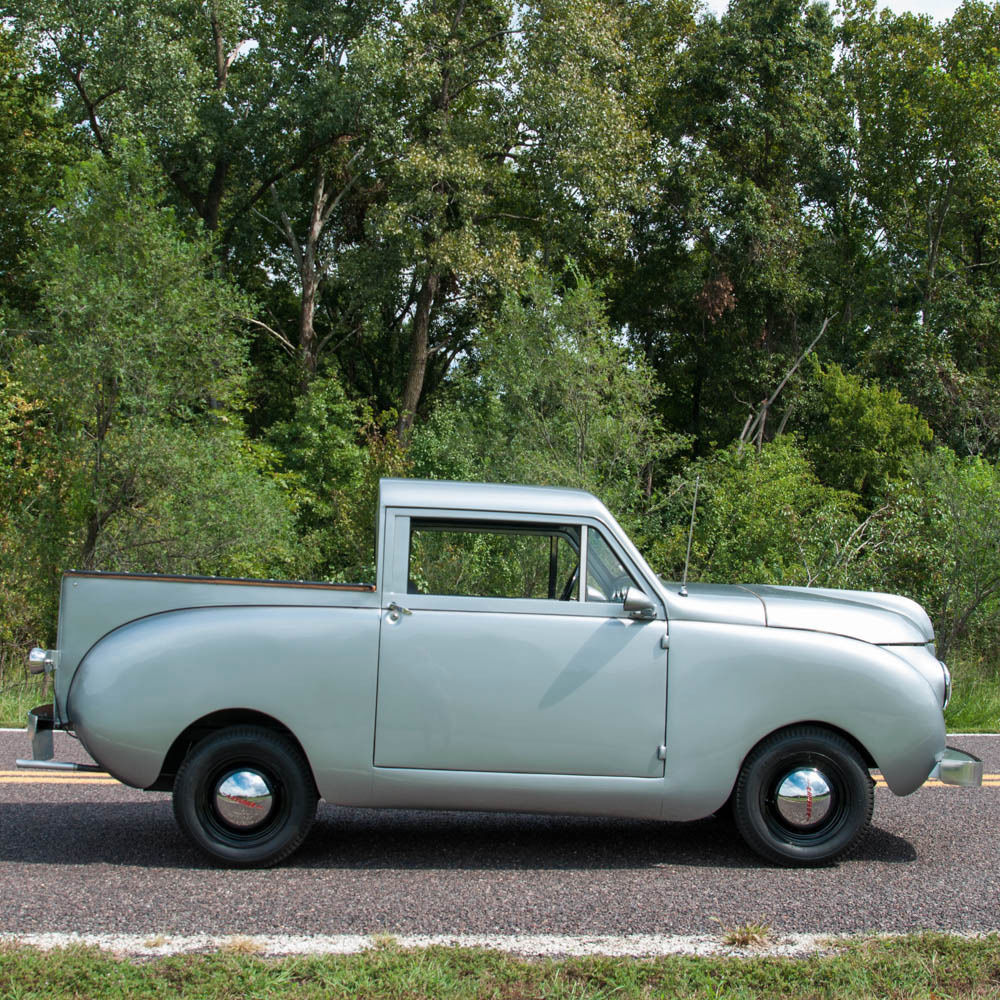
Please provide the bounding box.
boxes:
[214,769,274,828]
[775,768,832,828]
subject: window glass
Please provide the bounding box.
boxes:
[409,521,581,600]
[586,527,639,602]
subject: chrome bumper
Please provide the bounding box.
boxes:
[929,746,983,787]
[24,703,54,761]
[15,704,103,773]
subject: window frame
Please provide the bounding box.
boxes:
[584,525,641,603]
[407,518,582,602]
[382,507,662,620]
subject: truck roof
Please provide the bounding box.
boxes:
[378,477,611,522]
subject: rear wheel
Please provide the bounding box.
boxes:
[732,726,874,866]
[172,726,317,868]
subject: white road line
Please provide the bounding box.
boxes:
[0,931,886,959]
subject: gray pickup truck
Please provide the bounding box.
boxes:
[20,478,981,867]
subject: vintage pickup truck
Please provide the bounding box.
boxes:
[20,478,982,867]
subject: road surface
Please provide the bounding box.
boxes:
[1,731,997,938]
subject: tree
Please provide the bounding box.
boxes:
[335,0,656,441]
[614,0,839,451]
[8,0,393,380]
[839,1,1000,450]
[7,146,299,581]
[655,437,865,587]
[0,26,77,309]
[410,270,686,541]
[874,449,1000,658]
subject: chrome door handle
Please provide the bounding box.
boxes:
[387,602,412,622]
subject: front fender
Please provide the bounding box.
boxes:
[68,604,379,800]
[660,621,945,820]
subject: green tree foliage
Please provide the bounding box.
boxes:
[410,271,687,538]
[839,1,1000,450]
[0,368,54,660]
[9,0,662,425]
[655,437,863,587]
[1,146,299,654]
[330,0,658,438]
[0,27,77,309]
[4,0,1000,686]
[794,358,932,498]
[871,449,1000,658]
[616,0,838,448]
[264,375,369,578]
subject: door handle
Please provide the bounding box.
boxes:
[387,602,412,622]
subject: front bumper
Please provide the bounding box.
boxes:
[929,746,983,786]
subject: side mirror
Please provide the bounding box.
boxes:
[623,587,656,620]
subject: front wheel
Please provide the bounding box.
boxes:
[172,726,317,868]
[732,726,874,866]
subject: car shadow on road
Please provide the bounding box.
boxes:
[0,801,917,870]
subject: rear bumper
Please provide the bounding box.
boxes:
[929,746,983,786]
[24,703,54,760]
[15,703,103,773]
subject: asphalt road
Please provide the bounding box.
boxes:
[1,731,997,937]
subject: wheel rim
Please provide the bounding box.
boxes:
[774,768,832,828]
[761,753,850,846]
[215,769,275,829]
[196,757,291,848]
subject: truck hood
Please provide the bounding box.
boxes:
[658,581,933,645]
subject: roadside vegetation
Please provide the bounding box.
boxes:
[1,935,999,999]
[2,0,1000,727]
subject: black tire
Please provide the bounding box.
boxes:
[732,726,874,866]
[172,725,317,868]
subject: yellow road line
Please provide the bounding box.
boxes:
[874,779,1000,787]
[872,772,1000,780]
[0,769,108,776]
[0,778,120,785]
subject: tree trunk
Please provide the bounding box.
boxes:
[203,157,229,232]
[691,350,704,455]
[81,513,102,571]
[397,272,440,443]
[299,248,319,379]
[297,166,332,380]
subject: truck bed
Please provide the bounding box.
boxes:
[53,570,378,724]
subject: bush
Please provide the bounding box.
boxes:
[795,358,932,500]
[868,448,1000,659]
[651,437,864,587]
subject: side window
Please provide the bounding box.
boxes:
[408,521,581,600]
[585,527,639,602]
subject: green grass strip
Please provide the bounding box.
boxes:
[1,934,999,1000]
[0,678,46,729]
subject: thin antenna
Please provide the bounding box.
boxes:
[680,474,700,597]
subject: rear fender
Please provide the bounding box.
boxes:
[68,605,379,800]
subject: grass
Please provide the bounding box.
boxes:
[0,676,46,729]
[218,936,264,956]
[718,922,772,949]
[945,652,1000,732]
[0,935,999,999]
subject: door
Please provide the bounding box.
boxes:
[374,513,667,778]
